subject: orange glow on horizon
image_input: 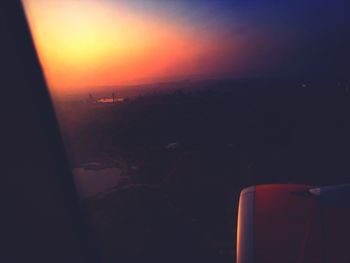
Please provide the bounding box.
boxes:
[22,0,239,95]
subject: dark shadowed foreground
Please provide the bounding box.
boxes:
[57,79,350,263]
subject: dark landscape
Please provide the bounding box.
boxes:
[57,79,350,263]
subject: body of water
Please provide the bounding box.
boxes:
[73,166,123,198]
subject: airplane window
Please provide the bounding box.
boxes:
[22,0,350,262]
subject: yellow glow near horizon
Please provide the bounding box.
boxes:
[22,0,209,95]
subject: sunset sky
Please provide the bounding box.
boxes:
[23,0,349,95]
